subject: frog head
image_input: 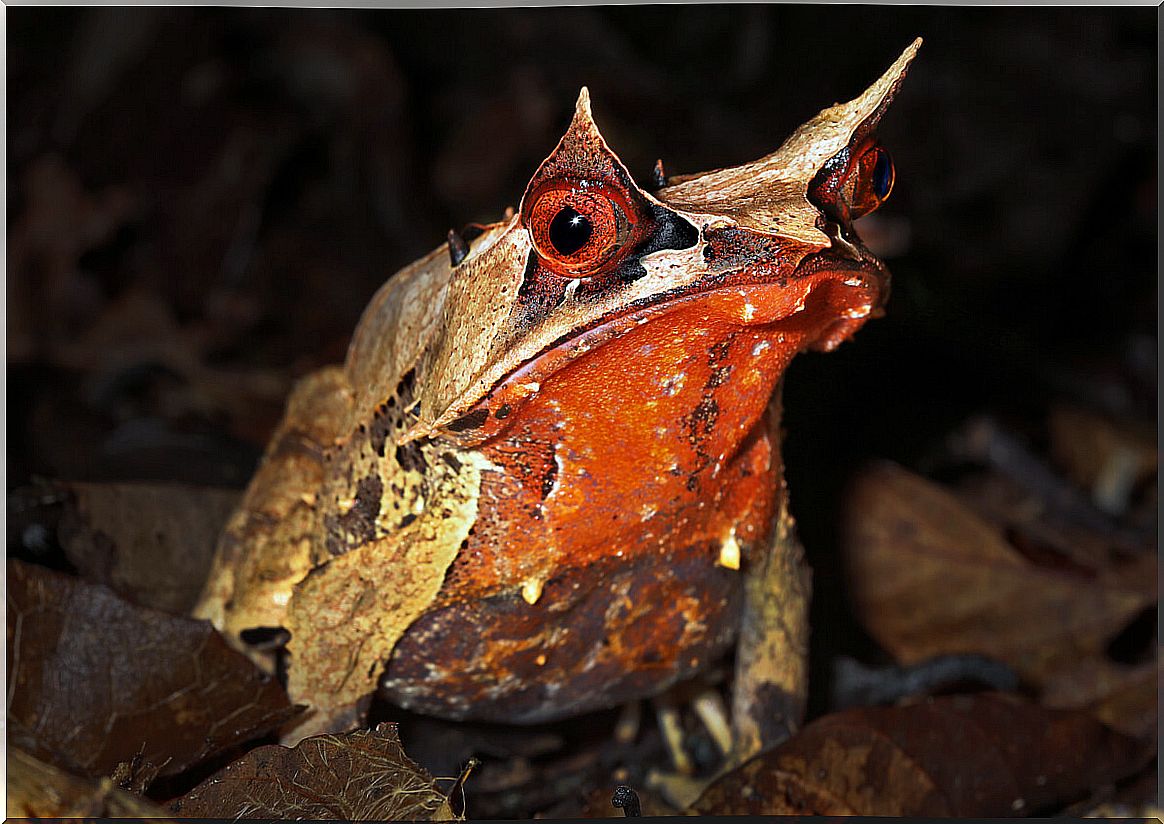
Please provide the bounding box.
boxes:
[403,38,920,446]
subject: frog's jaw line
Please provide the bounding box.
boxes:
[413,197,891,445]
[419,267,882,448]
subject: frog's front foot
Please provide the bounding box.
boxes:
[640,678,730,809]
[725,485,810,767]
[647,478,811,810]
[639,671,733,779]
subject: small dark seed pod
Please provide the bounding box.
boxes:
[611,785,641,817]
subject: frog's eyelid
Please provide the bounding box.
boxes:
[650,38,920,244]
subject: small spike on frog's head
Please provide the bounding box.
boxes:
[574,86,592,117]
[650,158,667,191]
[447,228,469,267]
[562,86,605,141]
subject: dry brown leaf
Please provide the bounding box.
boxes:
[841,462,1156,695]
[56,480,240,614]
[953,470,1150,577]
[1048,405,1157,514]
[692,693,1151,816]
[7,154,136,365]
[1040,657,1159,740]
[7,746,173,819]
[7,559,300,780]
[171,722,459,820]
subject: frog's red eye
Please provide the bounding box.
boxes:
[849,145,895,219]
[526,183,637,276]
[809,140,896,224]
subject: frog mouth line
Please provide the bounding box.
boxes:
[520,269,883,375]
[416,268,885,444]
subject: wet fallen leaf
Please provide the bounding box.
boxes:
[841,462,1156,701]
[171,722,458,820]
[7,559,300,780]
[692,693,1151,816]
[55,480,240,614]
[7,746,173,819]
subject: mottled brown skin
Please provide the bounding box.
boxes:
[383,272,880,722]
[193,41,920,742]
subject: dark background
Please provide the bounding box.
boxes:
[7,2,1157,793]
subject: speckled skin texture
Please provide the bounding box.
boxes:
[193,42,916,736]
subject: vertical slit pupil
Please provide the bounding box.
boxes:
[549,206,593,256]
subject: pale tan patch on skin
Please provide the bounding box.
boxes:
[192,238,489,728]
[343,241,455,423]
[193,365,353,639]
[282,449,493,740]
[411,218,530,438]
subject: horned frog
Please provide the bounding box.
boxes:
[195,41,920,761]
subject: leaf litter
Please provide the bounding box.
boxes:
[171,722,460,820]
[7,559,301,782]
[692,693,1153,816]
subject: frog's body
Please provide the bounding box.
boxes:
[195,41,920,741]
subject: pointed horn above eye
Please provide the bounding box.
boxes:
[655,38,923,246]
[557,85,606,154]
[769,36,922,176]
[520,86,642,215]
[575,86,593,119]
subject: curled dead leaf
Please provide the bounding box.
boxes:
[171,721,461,820]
